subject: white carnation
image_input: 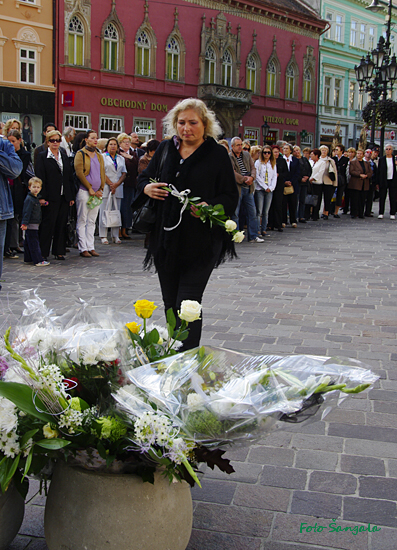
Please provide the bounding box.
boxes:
[187,393,205,412]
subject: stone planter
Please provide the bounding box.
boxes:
[44,461,193,550]
[0,483,25,550]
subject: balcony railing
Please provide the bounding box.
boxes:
[198,84,253,105]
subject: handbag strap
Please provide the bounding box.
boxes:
[156,140,170,181]
[105,192,118,211]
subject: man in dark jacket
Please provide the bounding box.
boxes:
[333,144,349,218]
[377,144,397,219]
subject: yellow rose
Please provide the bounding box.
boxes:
[43,423,59,439]
[126,321,141,334]
[232,231,245,243]
[225,220,237,232]
[179,300,202,323]
[134,300,157,319]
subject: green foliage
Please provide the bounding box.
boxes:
[362,99,397,127]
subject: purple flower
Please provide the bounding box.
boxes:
[0,356,9,379]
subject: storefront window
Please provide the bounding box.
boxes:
[133,118,156,141]
[100,117,123,139]
[64,113,90,133]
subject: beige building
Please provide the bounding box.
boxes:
[0,0,55,148]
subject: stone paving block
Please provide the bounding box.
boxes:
[370,526,397,550]
[261,431,293,448]
[233,484,291,512]
[291,434,343,453]
[308,471,357,495]
[193,502,273,537]
[248,446,294,467]
[344,439,397,459]
[328,422,397,443]
[18,505,45,538]
[260,465,307,490]
[343,496,397,528]
[369,390,397,403]
[291,491,342,519]
[366,411,397,428]
[282,421,326,435]
[372,400,397,415]
[204,461,262,483]
[324,409,365,425]
[190,479,237,505]
[358,476,397,500]
[340,455,386,476]
[223,446,249,461]
[186,529,262,550]
[388,458,397,478]
[338,398,371,411]
[272,512,371,550]
[295,450,338,471]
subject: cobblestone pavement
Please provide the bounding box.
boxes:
[1,209,397,550]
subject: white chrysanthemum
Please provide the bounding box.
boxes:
[1,436,20,458]
[187,393,205,412]
[145,323,169,343]
[97,342,118,362]
[80,344,99,365]
[0,397,19,433]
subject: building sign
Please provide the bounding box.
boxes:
[321,125,345,137]
[100,97,168,112]
[264,115,299,126]
[244,128,259,143]
[62,91,75,107]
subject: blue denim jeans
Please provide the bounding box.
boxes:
[255,189,273,233]
[0,219,7,290]
[233,187,258,241]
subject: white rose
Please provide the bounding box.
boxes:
[232,231,245,243]
[179,300,202,323]
[225,220,237,232]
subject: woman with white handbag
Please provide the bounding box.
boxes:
[99,138,127,244]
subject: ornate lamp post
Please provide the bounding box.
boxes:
[261,121,270,145]
[355,0,397,154]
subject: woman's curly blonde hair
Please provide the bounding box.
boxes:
[162,98,222,139]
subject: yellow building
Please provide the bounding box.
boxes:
[0,0,55,148]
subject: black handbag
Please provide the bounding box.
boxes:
[305,184,318,206]
[131,142,170,234]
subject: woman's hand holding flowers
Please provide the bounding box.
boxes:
[144,181,169,201]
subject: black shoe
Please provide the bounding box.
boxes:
[54,255,65,260]
[4,250,18,259]
[323,215,329,220]
[299,219,307,223]
[333,214,340,219]
[277,228,283,232]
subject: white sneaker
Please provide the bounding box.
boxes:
[378,214,384,219]
[250,237,264,243]
[35,261,50,266]
[390,215,396,220]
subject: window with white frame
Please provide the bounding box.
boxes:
[137,30,150,76]
[267,59,276,96]
[335,15,343,42]
[205,46,216,84]
[334,78,341,107]
[324,76,331,106]
[68,15,84,66]
[103,23,118,71]
[166,37,180,81]
[222,50,232,87]
[360,24,366,49]
[325,12,333,39]
[351,21,357,46]
[369,26,375,51]
[63,113,90,132]
[349,81,357,110]
[247,55,257,93]
[100,116,123,138]
[133,118,156,140]
[20,48,36,84]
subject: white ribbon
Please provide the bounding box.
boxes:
[164,184,191,231]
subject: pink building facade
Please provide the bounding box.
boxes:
[57,0,325,146]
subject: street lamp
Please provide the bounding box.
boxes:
[356,0,397,153]
[261,121,270,145]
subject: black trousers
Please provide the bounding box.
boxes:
[24,229,44,264]
[350,189,365,218]
[155,241,222,351]
[364,181,376,216]
[39,199,69,258]
[282,191,297,225]
[312,184,334,220]
[268,185,284,229]
[379,182,397,216]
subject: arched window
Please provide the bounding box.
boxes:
[104,23,118,71]
[137,30,150,76]
[286,64,295,99]
[68,15,84,66]
[247,55,256,93]
[267,60,276,96]
[205,46,216,83]
[166,37,180,81]
[303,69,312,102]
[222,49,232,86]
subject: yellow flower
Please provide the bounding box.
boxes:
[126,321,141,334]
[134,300,157,319]
[232,231,245,243]
[43,423,59,439]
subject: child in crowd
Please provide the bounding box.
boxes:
[21,177,49,266]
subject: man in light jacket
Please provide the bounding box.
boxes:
[0,138,23,290]
[229,137,263,243]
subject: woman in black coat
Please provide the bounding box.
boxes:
[133,98,238,350]
[268,145,288,232]
[35,130,75,260]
